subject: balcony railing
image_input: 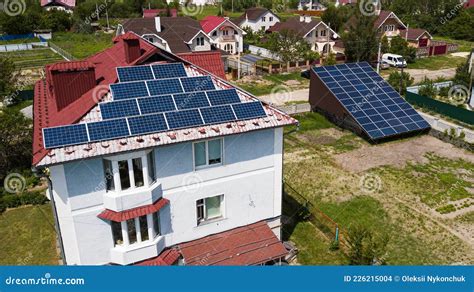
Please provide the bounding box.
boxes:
[220,35,236,42]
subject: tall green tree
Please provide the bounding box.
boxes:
[347,224,389,265]
[341,2,378,62]
[387,71,414,94]
[266,29,314,71]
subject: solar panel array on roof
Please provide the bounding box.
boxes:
[313,62,430,140]
[42,63,269,149]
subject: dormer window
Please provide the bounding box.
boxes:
[103,150,156,192]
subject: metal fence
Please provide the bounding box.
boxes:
[0,42,48,52]
[405,91,474,125]
[48,42,75,61]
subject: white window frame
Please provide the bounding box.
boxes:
[261,16,266,22]
[103,150,156,193]
[192,138,224,170]
[269,16,273,22]
[196,194,224,225]
[112,211,161,247]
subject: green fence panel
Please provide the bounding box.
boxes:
[405,91,474,125]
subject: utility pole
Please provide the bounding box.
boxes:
[96,2,100,20]
[376,41,382,74]
[326,22,330,59]
[468,55,473,106]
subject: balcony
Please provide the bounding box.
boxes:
[220,35,236,42]
[103,181,163,212]
[110,235,165,265]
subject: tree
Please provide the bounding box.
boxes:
[321,4,353,33]
[266,30,313,71]
[389,36,416,63]
[341,1,378,62]
[418,78,437,98]
[0,108,32,182]
[380,35,390,54]
[438,8,474,41]
[323,52,337,65]
[0,57,18,102]
[387,71,414,94]
[347,224,389,265]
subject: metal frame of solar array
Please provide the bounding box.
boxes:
[43,89,267,149]
[313,62,430,140]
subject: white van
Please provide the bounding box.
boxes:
[382,53,407,68]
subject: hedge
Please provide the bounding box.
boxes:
[0,191,49,214]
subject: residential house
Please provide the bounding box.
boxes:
[118,17,227,79]
[464,0,474,8]
[233,7,280,32]
[165,0,216,5]
[373,10,407,41]
[143,8,178,18]
[298,0,326,11]
[400,28,432,48]
[200,16,245,54]
[268,15,338,55]
[40,0,75,13]
[32,32,297,266]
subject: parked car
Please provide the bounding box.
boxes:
[382,53,407,68]
[370,61,390,70]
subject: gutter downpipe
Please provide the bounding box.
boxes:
[32,166,67,265]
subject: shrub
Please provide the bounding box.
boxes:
[0,191,48,213]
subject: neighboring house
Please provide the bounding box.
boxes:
[165,0,216,5]
[118,17,228,79]
[268,15,338,54]
[40,0,75,12]
[201,16,245,54]
[373,10,407,40]
[298,0,326,11]
[400,28,432,48]
[334,0,358,6]
[233,7,280,32]
[464,0,474,8]
[143,8,178,18]
[32,31,297,266]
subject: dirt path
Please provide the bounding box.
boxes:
[334,135,474,173]
[404,68,457,83]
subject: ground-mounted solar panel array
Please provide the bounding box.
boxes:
[313,62,430,140]
[43,63,269,149]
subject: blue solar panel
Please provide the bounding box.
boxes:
[43,124,89,149]
[200,105,236,124]
[117,66,154,82]
[100,99,140,120]
[151,63,187,79]
[138,95,176,114]
[165,109,204,129]
[206,89,241,106]
[313,62,430,140]
[232,101,267,120]
[110,81,149,100]
[128,113,168,135]
[146,79,183,96]
[173,92,210,110]
[180,76,215,92]
[87,119,130,142]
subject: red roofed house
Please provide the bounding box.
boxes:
[118,16,228,80]
[464,0,474,8]
[40,0,75,13]
[200,16,245,54]
[32,31,296,266]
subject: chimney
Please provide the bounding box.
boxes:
[48,61,96,111]
[123,37,141,64]
[155,16,161,32]
[300,15,311,23]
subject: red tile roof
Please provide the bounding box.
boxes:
[134,248,181,266]
[98,198,169,222]
[178,221,288,266]
[200,16,227,34]
[32,32,159,165]
[49,60,95,71]
[400,28,432,41]
[178,51,226,80]
[465,0,474,8]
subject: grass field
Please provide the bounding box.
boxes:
[0,38,40,45]
[232,72,309,96]
[51,32,114,59]
[0,205,58,265]
[283,112,474,265]
[0,48,64,69]
[407,55,467,70]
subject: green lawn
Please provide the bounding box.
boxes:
[0,38,40,45]
[51,32,114,59]
[433,36,474,52]
[407,55,467,70]
[0,205,58,265]
[0,48,64,69]
[283,112,473,265]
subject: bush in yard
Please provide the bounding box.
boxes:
[387,71,414,94]
[0,191,48,213]
[389,36,416,63]
[418,78,437,98]
[347,224,389,265]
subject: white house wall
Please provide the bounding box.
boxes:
[188,32,212,52]
[49,128,283,265]
[240,11,280,32]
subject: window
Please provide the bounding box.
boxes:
[127,219,137,244]
[269,16,273,22]
[223,43,233,54]
[223,30,229,36]
[196,195,224,225]
[103,160,114,191]
[320,29,327,37]
[261,16,266,22]
[147,37,154,43]
[196,37,205,46]
[212,31,217,36]
[233,29,238,35]
[118,160,131,190]
[111,221,123,246]
[110,211,161,247]
[103,151,156,192]
[193,139,223,169]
